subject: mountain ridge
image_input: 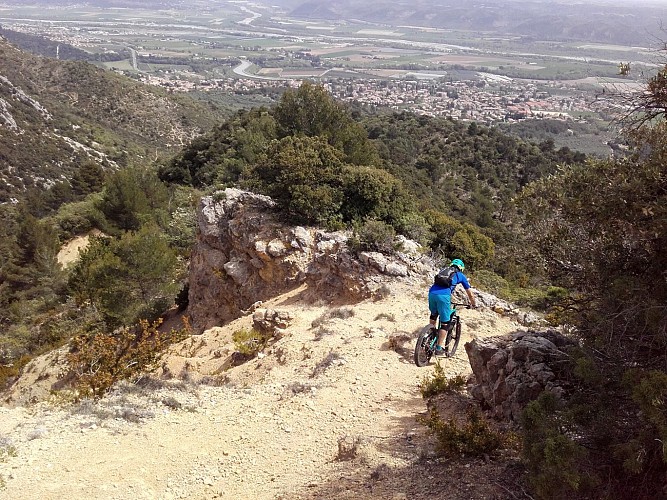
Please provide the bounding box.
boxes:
[284,0,666,45]
[0,38,219,203]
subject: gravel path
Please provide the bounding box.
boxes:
[0,282,524,499]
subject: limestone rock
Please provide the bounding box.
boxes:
[253,309,293,337]
[465,330,576,421]
[475,290,545,327]
[187,189,425,331]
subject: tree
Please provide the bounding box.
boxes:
[340,165,410,224]
[425,211,494,269]
[273,81,379,166]
[607,60,667,127]
[159,108,278,188]
[68,225,179,327]
[518,126,667,354]
[98,166,169,231]
[245,135,345,225]
[514,113,667,499]
[71,160,105,196]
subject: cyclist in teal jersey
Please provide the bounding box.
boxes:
[428,258,476,356]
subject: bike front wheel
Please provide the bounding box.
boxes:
[414,325,436,367]
[444,319,462,357]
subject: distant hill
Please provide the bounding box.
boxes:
[282,0,667,46]
[0,38,219,203]
[0,27,119,62]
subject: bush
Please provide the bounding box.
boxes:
[350,219,396,253]
[232,327,273,358]
[68,318,190,397]
[310,351,343,378]
[425,210,494,268]
[340,165,410,225]
[68,224,180,327]
[619,370,667,478]
[245,135,345,225]
[522,392,591,499]
[50,194,107,240]
[329,307,355,320]
[393,211,433,247]
[420,406,505,458]
[419,363,466,398]
[472,269,567,311]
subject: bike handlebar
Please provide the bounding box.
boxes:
[451,303,472,309]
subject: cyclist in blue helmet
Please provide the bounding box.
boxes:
[428,258,477,356]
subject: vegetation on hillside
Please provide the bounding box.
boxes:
[0,27,123,62]
[159,81,586,279]
[0,38,219,203]
[3,26,667,498]
[0,73,588,393]
[512,63,667,498]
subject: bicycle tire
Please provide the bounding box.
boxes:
[414,325,436,367]
[444,318,462,357]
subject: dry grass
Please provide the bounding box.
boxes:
[310,351,344,378]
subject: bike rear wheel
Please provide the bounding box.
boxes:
[414,325,437,367]
[444,318,462,357]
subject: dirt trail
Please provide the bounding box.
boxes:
[0,282,525,499]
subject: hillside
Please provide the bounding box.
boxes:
[0,38,219,203]
[0,280,527,499]
[283,0,666,45]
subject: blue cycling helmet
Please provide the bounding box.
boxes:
[450,258,465,271]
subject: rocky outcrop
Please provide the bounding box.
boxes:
[465,330,576,421]
[252,309,293,340]
[474,290,543,327]
[187,188,430,331]
[0,97,19,132]
[0,75,52,121]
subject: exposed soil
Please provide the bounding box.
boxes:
[0,281,528,499]
[56,230,102,268]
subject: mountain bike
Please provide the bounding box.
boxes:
[414,303,470,367]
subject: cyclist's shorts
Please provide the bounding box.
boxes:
[428,292,453,326]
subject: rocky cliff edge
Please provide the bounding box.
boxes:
[187,188,432,331]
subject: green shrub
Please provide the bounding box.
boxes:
[393,211,433,247]
[617,369,667,478]
[245,135,345,225]
[232,327,272,357]
[522,392,591,499]
[340,165,410,225]
[472,269,568,312]
[50,194,107,240]
[425,210,495,269]
[420,406,505,457]
[68,224,180,328]
[350,219,396,253]
[419,363,466,398]
[471,269,510,297]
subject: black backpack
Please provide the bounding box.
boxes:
[434,266,458,288]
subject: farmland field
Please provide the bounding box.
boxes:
[0,0,660,155]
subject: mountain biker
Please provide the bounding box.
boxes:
[428,258,477,356]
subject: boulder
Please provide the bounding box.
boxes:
[465,330,576,421]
